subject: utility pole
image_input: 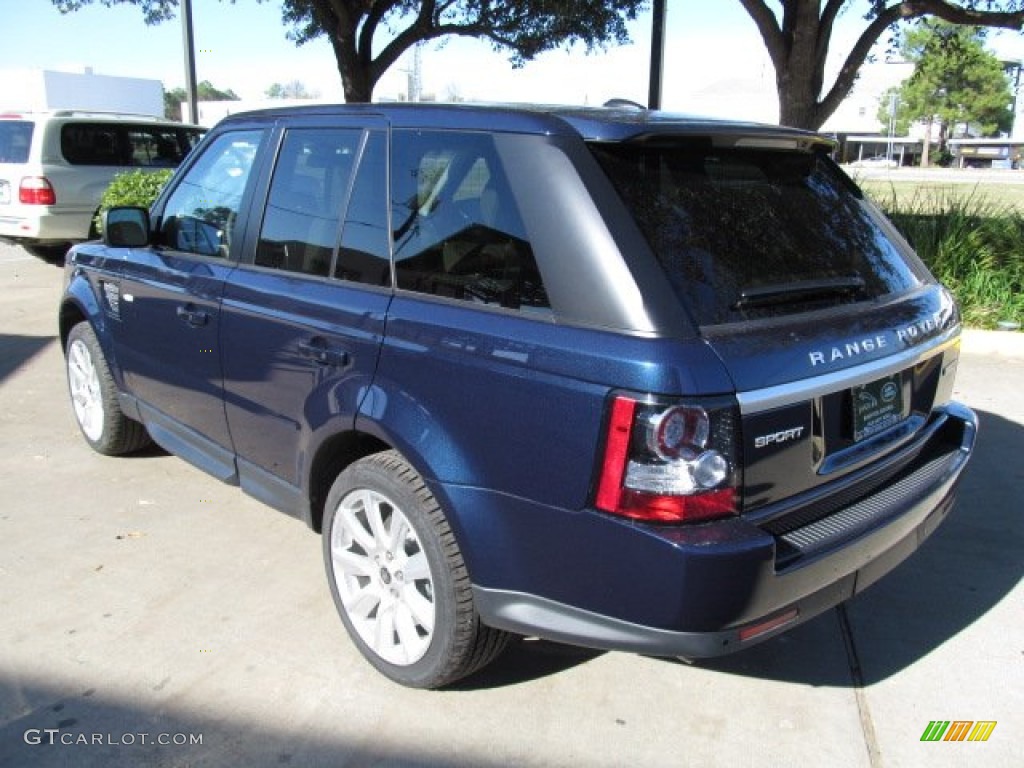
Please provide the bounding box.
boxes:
[648,0,666,110]
[181,0,199,123]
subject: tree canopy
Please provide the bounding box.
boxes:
[265,80,320,99]
[54,0,645,103]
[737,0,1024,129]
[163,80,239,120]
[878,22,1012,164]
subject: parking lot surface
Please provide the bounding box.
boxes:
[1,242,1021,767]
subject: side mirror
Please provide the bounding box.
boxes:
[103,207,151,248]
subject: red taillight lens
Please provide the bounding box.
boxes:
[595,396,637,512]
[19,177,56,205]
[595,395,740,524]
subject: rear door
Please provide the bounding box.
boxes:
[219,117,392,506]
[115,127,268,479]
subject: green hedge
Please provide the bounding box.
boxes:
[93,169,174,235]
[873,189,1024,330]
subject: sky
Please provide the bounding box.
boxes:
[3,0,1024,123]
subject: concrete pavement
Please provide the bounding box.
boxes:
[0,243,1020,767]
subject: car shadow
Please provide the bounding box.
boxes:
[462,409,1021,690]
[0,677,510,768]
[451,637,605,690]
[22,244,70,266]
[0,334,56,385]
[688,408,1022,687]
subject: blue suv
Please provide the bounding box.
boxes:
[59,104,977,688]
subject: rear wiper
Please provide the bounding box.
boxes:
[733,276,866,310]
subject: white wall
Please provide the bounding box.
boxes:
[0,68,163,116]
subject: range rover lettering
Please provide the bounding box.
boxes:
[59,104,977,688]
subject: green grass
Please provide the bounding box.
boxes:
[864,185,1024,329]
[861,180,1024,213]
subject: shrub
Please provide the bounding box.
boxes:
[872,187,1024,330]
[93,169,174,235]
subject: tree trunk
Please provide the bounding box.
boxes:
[777,77,822,130]
[321,5,374,103]
[921,116,933,167]
[340,66,373,103]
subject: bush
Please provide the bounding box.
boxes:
[93,169,174,235]
[872,187,1024,330]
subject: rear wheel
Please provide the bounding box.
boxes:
[65,322,151,455]
[322,450,509,688]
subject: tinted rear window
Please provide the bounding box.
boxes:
[590,141,925,326]
[0,121,33,163]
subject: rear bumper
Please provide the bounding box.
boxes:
[461,401,977,658]
[0,208,91,244]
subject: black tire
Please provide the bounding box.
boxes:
[65,322,151,456]
[322,450,509,688]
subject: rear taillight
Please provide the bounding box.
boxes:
[19,177,56,205]
[595,394,740,523]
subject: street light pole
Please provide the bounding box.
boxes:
[181,0,199,123]
[648,0,666,110]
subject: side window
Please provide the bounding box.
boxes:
[182,129,204,151]
[335,130,390,286]
[125,126,192,167]
[255,128,361,278]
[391,130,549,311]
[61,123,127,165]
[158,130,263,258]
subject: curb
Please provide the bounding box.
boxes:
[961,328,1024,358]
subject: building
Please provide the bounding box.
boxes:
[0,68,164,117]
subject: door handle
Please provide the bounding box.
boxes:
[176,304,209,327]
[297,338,349,367]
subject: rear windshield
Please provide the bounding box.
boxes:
[590,141,926,326]
[60,123,204,167]
[0,121,33,163]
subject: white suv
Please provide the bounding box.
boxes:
[0,110,204,259]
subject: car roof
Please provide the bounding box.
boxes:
[217,102,832,148]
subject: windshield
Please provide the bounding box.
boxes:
[0,121,33,163]
[590,141,927,326]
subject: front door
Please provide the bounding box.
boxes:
[116,128,267,478]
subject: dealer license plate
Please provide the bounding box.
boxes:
[852,373,905,442]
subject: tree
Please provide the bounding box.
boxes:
[878,22,1012,165]
[53,0,645,104]
[737,1,1024,130]
[265,80,321,99]
[163,80,240,120]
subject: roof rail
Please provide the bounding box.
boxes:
[49,110,169,120]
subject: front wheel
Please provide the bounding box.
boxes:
[322,451,509,688]
[65,322,151,455]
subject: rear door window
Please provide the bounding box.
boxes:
[590,142,927,326]
[335,130,391,286]
[255,127,362,278]
[60,123,127,165]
